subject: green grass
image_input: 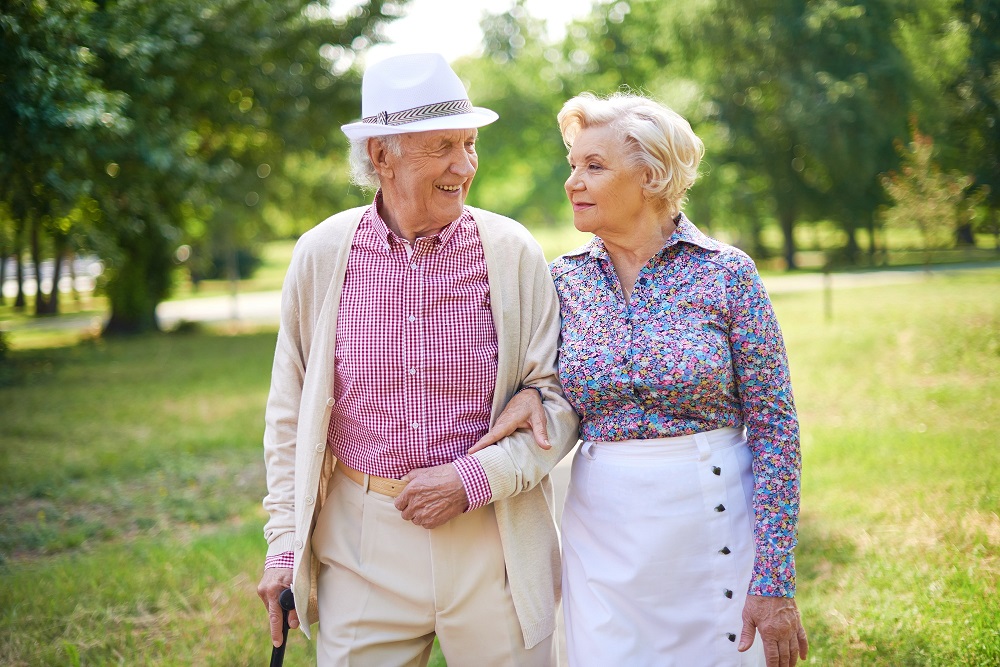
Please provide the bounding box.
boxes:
[1,270,998,665]
[775,269,999,665]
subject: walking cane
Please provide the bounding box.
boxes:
[269,588,295,667]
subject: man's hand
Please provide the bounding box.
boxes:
[739,594,808,667]
[394,463,470,529]
[468,387,550,454]
[257,567,299,648]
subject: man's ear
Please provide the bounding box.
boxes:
[368,137,393,180]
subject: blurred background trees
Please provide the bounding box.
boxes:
[2,0,997,334]
[1,0,402,332]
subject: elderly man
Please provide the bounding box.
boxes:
[256,53,579,666]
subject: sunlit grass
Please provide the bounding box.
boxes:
[0,269,997,665]
[774,269,999,665]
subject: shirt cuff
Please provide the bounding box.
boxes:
[264,550,295,570]
[453,456,492,510]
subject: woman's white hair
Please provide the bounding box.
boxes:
[348,134,403,191]
[558,91,705,214]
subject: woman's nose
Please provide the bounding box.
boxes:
[565,170,582,192]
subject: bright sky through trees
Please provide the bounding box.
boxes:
[331,0,594,63]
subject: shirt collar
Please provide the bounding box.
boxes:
[368,190,463,253]
[575,212,721,261]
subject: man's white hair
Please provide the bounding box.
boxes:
[348,135,403,191]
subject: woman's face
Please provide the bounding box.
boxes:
[564,124,648,239]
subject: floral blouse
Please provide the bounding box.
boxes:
[550,215,801,597]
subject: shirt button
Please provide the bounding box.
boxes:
[305,495,315,505]
[326,397,335,407]
[720,546,732,555]
[714,504,726,512]
[408,367,416,375]
[712,466,722,475]
[407,315,416,323]
[315,442,324,452]
[411,422,420,429]
[294,540,303,550]
[724,589,733,599]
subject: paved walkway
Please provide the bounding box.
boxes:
[153,263,983,329]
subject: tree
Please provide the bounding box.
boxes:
[453,2,574,226]
[880,125,983,263]
[0,0,126,315]
[692,0,915,268]
[946,0,1000,246]
[80,0,405,333]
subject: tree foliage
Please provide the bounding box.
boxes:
[3,0,996,330]
[1,0,405,332]
[881,125,985,259]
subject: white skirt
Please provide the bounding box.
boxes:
[561,427,766,667]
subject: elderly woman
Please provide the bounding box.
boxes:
[475,92,808,667]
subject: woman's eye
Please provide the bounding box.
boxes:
[588,163,603,171]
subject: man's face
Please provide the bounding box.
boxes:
[376,128,479,235]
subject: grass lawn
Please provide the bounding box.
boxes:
[1,269,998,665]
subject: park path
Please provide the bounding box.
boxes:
[154,264,968,328]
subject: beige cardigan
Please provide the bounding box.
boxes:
[262,206,579,649]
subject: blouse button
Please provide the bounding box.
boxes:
[720,546,732,555]
[712,466,721,475]
[728,633,737,642]
[714,504,726,512]
[724,589,733,599]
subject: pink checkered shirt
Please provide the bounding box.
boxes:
[266,197,497,571]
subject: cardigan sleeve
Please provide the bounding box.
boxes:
[469,217,580,500]
[261,243,308,558]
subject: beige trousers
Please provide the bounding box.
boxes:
[311,467,554,666]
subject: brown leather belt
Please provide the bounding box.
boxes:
[335,461,408,498]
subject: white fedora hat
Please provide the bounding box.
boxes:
[341,53,499,140]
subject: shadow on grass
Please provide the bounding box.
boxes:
[797,514,859,586]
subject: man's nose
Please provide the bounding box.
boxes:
[451,151,476,177]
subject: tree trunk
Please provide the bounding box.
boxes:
[866,213,879,263]
[31,218,56,316]
[0,245,7,307]
[13,245,25,310]
[43,236,67,315]
[844,227,860,266]
[102,219,174,335]
[777,205,797,270]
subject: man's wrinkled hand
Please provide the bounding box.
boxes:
[257,567,299,648]
[394,464,469,529]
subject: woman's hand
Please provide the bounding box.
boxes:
[739,594,808,667]
[468,387,550,454]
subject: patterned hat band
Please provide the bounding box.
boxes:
[362,99,474,126]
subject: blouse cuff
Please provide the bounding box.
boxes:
[748,551,796,597]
